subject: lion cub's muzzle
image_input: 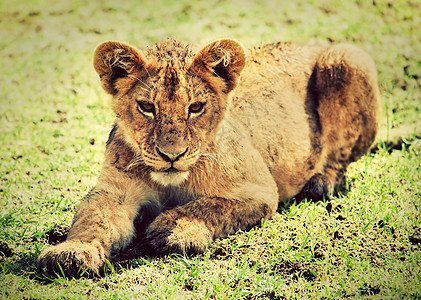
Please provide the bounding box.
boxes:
[153,145,193,173]
[149,146,194,186]
[155,146,188,165]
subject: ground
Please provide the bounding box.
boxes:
[0,0,420,298]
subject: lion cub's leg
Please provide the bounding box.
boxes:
[303,44,380,199]
[294,173,331,202]
[146,179,279,255]
[38,168,158,277]
[146,196,275,255]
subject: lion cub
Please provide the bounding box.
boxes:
[39,39,380,277]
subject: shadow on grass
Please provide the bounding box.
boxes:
[1,247,44,281]
[370,135,420,154]
[278,177,350,214]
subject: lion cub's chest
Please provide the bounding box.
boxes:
[157,186,197,210]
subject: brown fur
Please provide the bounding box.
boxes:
[38,39,380,277]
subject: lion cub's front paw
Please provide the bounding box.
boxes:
[146,212,212,255]
[38,240,106,278]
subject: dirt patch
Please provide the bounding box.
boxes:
[262,260,317,281]
[409,230,421,245]
[358,283,381,296]
[0,242,13,257]
[245,290,285,300]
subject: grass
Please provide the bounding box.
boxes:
[1,0,420,298]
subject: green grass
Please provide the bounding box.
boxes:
[1,0,420,298]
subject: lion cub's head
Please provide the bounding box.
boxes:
[93,39,246,186]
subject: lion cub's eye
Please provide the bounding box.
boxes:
[137,101,155,116]
[189,102,205,115]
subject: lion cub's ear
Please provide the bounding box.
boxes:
[191,39,246,94]
[93,41,147,95]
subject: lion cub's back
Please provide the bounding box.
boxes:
[233,43,324,198]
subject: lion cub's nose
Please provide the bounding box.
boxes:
[156,147,188,163]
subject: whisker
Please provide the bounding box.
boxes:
[199,153,218,163]
[127,74,152,92]
[144,67,157,90]
[126,154,147,170]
